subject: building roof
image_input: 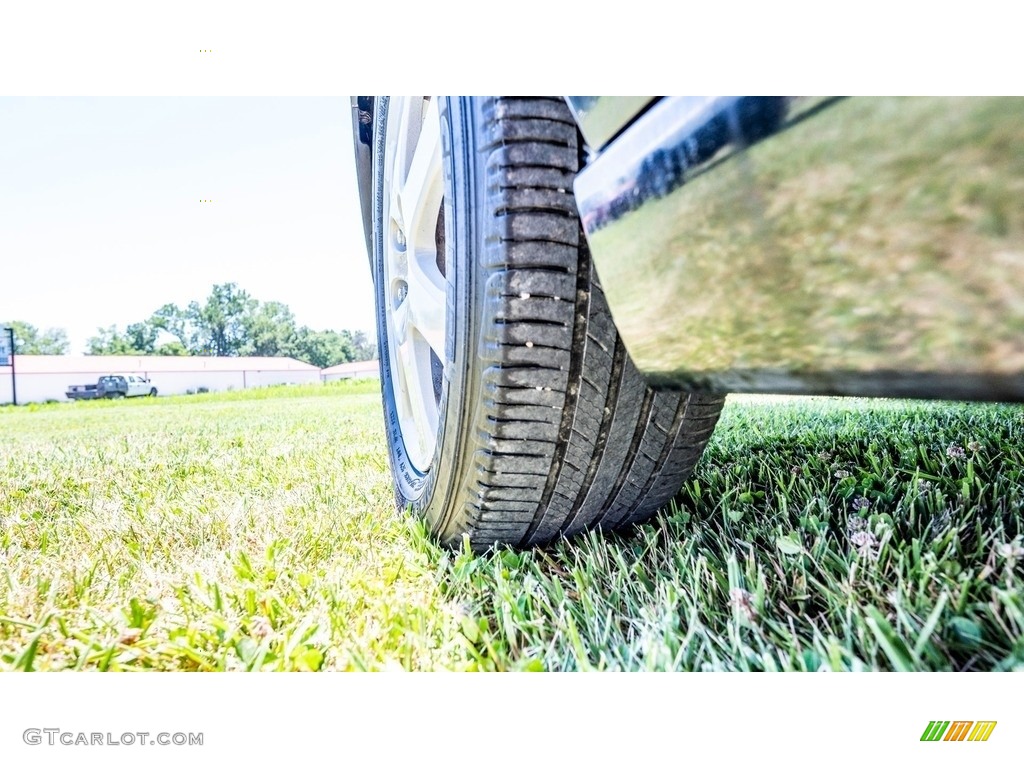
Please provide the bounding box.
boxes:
[12,355,320,374]
[321,360,381,375]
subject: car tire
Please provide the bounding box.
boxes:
[373,97,725,550]
[150,388,158,397]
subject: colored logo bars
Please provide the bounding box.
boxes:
[921,721,997,742]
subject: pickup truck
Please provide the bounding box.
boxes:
[66,375,158,400]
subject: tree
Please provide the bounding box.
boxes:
[291,327,355,369]
[1,320,70,354]
[125,321,159,354]
[188,282,257,356]
[86,325,142,355]
[241,301,298,357]
[150,303,191,349]
[86,321,162,355]
[154,340,188,356]
[68,282,377,363]
[346,330,378,362]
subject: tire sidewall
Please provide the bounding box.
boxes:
[373,97,481,536]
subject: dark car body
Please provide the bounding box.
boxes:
[352,96,1024,404]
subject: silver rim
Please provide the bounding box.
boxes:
[382,97,447,474]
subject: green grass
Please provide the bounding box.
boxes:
[1,385,1022,670]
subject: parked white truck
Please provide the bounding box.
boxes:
[66,375,158,400]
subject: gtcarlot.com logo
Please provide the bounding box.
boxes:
[920,721,997,742]
[23,729,203,747]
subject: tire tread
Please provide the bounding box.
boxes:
[417,97,724,549]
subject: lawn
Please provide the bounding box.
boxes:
[1,384,1022,671]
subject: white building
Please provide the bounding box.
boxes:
[0,355,321,404]
[321,360,380,382]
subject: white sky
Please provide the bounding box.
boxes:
[0,3,1012,357]
[0,97,373,353]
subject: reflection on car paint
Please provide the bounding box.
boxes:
[577,97,1024,401]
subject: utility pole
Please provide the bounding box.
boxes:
[2,327,14,406]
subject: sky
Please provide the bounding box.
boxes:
[0,97,374,354]
[0,10,1010,360]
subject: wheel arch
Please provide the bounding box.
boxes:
[351,96,376,276]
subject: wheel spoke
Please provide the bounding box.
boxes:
[397,336,438,457]
[399,98,442,245]
[388,98,418,231]
[405,250,446,359]
[391,291,410,344]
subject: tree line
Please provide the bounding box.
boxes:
[4,283,376,369]
[0,321,70,355]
